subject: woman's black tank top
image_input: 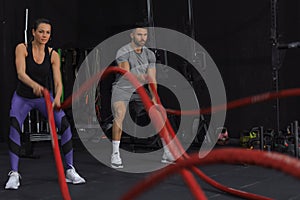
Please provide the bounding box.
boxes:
[16,42,52,99]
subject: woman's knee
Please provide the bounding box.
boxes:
[59,115,71,134]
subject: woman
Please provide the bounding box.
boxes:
[5,18,85,189]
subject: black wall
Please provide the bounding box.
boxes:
[1,0,300,140]
[277,0,300,132]
[194,1,275,134]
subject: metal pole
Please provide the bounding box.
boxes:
[270,0,281,133]
[187,0,195,40]
[260,126,264,151]
[24,8,28,44]
[28,111,32,133]
[146,0,153,26]
[36,109,40,133]
[295,121,299,158]
[146,0,156,48]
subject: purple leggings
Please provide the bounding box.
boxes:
[9,92,73,171]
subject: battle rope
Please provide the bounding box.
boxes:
[167,88,300,116]
[147,80,272,200]
[43,89,71,200]
[121,148,300,200]
[59,67,300,116]
[56,66,300,199]
[105,68,273,199]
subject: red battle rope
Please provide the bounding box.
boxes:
[147,80,273,200]
[43,89,71,200]
[105,68,208,199]
[60,67,300,115]
[103,68,273,199]
[56,67,300,200]
[166,88,300,116]
[146,79,272,200]
[121,148,300,200]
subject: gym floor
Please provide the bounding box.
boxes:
[0,139,300,200]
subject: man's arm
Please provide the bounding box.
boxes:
[118,61,130,71]
[118,61,148,83]
[147,67,157,103]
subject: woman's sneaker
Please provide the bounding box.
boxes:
[5,171,21,189]
[65,166,86,184]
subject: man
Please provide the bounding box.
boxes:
[110,25,174,168]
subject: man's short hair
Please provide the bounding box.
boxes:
[130,22,150,32]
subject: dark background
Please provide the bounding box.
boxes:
[1,0,300,141]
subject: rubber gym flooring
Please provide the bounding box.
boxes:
[0,139,299,200]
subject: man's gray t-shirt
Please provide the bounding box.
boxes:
[113,43,156,93]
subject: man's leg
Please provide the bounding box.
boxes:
[111,101,126,168]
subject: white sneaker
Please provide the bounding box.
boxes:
[161,151,175,164]
[5,171,21,190]
[65,166,86,184]
[111,152,123,169]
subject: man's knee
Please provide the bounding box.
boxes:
[114,109,126,120]
[113,102,126,121]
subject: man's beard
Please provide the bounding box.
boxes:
[133,38,146,47]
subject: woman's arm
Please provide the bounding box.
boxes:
[15,43,44,96]
[50,49,62,108]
